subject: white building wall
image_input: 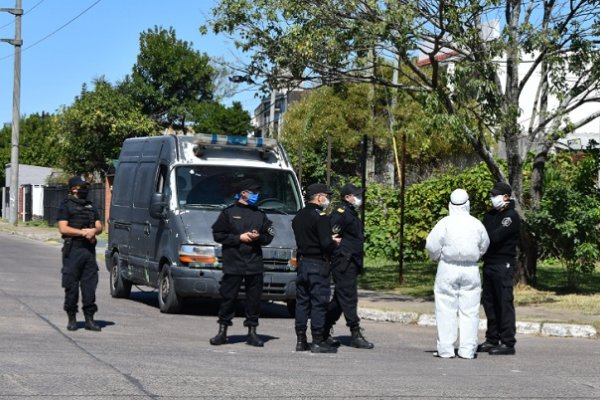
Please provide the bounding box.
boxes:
[494,52,599,156]
[32,185,44,218]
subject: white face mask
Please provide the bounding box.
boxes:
[491,195,506,210]
[320,198,330,209]
[352,196,362,208]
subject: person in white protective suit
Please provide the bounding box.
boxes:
[425,189,490,359]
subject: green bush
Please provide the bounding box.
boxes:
[526,152,600,288]
[364,162,495,260]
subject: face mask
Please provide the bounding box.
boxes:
[320,198,330,209]
[76,185,89,200]
[352,196,362,208]
[246,192,259,206]
[491,195,506,210]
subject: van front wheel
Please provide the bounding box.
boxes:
[110,253,132,298]
[158,268,182,313]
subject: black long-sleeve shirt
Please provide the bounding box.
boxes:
[212,202,274,275]
[292,203,337,261]
[482,200,521,265]
[330,202,364,257]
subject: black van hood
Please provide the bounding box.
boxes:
[175,208,296,249]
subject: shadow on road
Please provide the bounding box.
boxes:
[125,290,293,319]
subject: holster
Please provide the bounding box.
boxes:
[333,252,352,273]
[320,259,331,277]
[62,238,73,257]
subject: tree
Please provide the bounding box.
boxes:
[190,101,252,135]
[122,26,215,130]
[209,0,600,283]
[58,78,157,177]
[0,112,62,185]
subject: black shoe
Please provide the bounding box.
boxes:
[325,336,341,348]
[296,340,311,351]
[311,335,337,353]
[489,344,515,355]
[209,324,228,345]
[84,315,101,332]
[246,327,264,347]
[311,341,338,353]
[350,328,374,349]
[66,313,77,331]
[477,341,498,352]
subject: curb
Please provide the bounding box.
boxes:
[358,308,597,339]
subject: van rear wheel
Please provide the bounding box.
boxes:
[158,268,182,313]
[110,253,132,298]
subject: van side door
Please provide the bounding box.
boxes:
[129,141,163,285]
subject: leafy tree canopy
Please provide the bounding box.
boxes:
[58,78,157,177]
[122,26,215,130]
[190,101,252,136]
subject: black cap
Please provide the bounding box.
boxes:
[305,183,332,198]
[340,183,363,198]
[236,179,261,192]
[490,181,512,196]
[68,176,86,188]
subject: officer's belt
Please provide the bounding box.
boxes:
[70,238,94,248]
[298,255,328,262]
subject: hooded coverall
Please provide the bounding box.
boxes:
[425,192,490,358]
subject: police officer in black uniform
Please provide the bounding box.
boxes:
[210,179,274,347]
[324,183,374,349]
[477,182,520,355]
[292,183,340,353]
[57,176,103,332]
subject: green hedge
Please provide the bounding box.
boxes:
[364,162,494,260]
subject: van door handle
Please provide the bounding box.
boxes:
[144,221,150,235]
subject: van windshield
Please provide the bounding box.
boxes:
[175,166,303,214]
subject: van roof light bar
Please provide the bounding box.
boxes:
[194,133,277,151]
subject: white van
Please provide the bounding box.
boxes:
[105,134,302,314]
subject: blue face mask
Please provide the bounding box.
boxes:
[246,192,260,206]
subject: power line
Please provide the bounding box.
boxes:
[0,0,45,31]
[0,0,102,61]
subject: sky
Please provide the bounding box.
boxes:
[0,0,257,125]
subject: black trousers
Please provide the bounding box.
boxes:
[217,273,263,327]
[62,246,98,315]
[295,258,331,337]
[481,263,516,347]
[326,256,360,331]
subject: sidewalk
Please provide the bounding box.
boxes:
[357,289,598,339]
[1,220,596,339]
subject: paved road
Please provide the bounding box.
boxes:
[1,232,600,399]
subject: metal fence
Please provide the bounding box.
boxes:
[43,184,105,226]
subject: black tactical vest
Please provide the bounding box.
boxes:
[66,197,95,229]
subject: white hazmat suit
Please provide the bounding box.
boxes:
[425,189,490,359]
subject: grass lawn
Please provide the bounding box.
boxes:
[359,258,600,317]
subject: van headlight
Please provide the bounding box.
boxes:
[179,245,219,268]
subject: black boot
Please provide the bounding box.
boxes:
[209,324,228,345]
[246,326,264,347]
[84,314,101,332]
[66,312,77,331]
[324,327,340,348]
[295,328,310,351]
[311,334,337,353]
[351,327,374,349]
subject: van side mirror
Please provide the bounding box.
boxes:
[149,192,167,219]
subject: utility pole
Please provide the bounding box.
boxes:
[1,0,23,226]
